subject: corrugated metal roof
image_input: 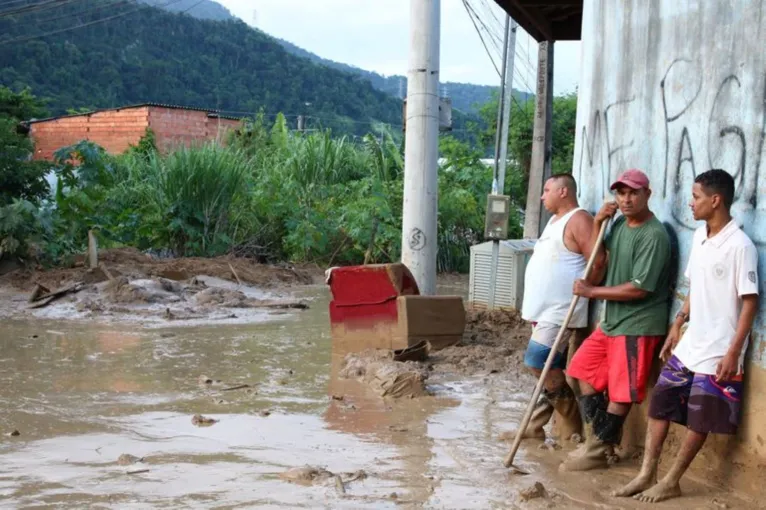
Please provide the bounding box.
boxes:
[27,102,246,124]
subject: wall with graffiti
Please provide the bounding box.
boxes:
[574,0,766,366]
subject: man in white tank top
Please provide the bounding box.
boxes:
[514,174,603,441]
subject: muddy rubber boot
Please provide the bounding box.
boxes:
[549,384,582,440]
[522,393,555,439]
[560,404,623,473]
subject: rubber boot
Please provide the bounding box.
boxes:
[560,398,624,472]
[549,384,582,440]
[518,391,555,439]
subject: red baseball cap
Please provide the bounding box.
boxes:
[610,169,650,190]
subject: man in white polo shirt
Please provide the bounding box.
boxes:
[613,169,760,503]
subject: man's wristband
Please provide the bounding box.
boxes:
[675,311,689,323]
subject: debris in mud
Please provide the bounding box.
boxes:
[105,277,181,305]
[126,469,150,475]
[519,481,548,501]
[279,466,368,490]
[192,414,218,427]
[330,394,344,401]
[279,466,335,485]
[198,375,221,386]
[538,440,562,451]
[339,350,429,399]
[258,410,272,417]
[27,282,84,309]
[711,498,730,509]
[2,248,316,323]
[117,454,143,465]
[221,384,251,391]
[6,430,20,437]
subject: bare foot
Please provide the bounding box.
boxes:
[611,472,656,497]
[634,479,682,503]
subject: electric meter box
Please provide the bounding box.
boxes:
[484,194,511,240]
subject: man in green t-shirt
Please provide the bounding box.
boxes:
[559,169,672,472]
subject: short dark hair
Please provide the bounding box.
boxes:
[695,169,735,209]
[549,173,577,195]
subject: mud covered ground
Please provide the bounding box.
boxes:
[0,248,319,325]
[0,270,760,508]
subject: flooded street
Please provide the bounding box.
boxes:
[0,282,758,509]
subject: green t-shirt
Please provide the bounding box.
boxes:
[601,215,672,337]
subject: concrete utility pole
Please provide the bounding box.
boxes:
[523,41,554,238]
[401,0,441,296]
[487,15,517,310]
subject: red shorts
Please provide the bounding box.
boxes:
[566,327,661,403]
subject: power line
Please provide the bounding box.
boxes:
[0,0,81,19]
[461,0,501,77]
[0,0,185,45]
[21,0,129,26]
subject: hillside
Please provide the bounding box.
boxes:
[149,0,531,114]
[140,0,234,21]
[0,1,404,136]
[274,36,533,114]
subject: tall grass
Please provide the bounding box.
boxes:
[13,119,514,273]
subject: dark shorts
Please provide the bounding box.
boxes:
[648,355,743,435]
[566,327,661,403]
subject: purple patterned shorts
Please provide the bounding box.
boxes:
[648,355,743,435]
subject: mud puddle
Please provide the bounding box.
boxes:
[0,283,758,508]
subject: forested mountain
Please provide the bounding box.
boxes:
[147,0,532,114]
[0,0,405,135]
[140,0,234,21]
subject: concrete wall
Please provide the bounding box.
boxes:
[574,0,766,488]
[30,107,151,161]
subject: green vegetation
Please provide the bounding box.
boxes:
[0,79,578,272]
[0,87,51,206]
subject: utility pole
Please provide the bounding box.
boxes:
[524,41,554,238]
[487,15,517,310]
[401,0,440,296]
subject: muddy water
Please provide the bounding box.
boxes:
[0,283,758,509]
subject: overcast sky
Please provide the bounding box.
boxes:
[215,0,581,95]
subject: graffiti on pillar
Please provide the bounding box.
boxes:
[576,57,764,247]
[408,228,426,251]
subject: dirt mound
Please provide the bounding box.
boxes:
[104,277,183,305]
[340,350,429,399]
[429,307,531,376]
[194,287,249,307]
[0,248,313,292]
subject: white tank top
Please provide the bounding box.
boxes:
[521,207,589,327]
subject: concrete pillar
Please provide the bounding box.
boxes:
[523,41,554,238]
[401,0,440,295]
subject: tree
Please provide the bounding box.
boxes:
[0,86,51,206]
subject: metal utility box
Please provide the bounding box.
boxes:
[484,194,511,240]
[468,239,537,310]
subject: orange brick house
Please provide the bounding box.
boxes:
[27,103,244,161]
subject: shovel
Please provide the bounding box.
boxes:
[503,218,609,473]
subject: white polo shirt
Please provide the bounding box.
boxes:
[673,220,759,375]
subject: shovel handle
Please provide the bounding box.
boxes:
[503,219,608,468]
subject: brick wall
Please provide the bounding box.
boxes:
[29,106,243,161]
[147,107,242,153]
[30,107,150,161]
